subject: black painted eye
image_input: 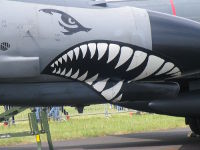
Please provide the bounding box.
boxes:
[40,9,91,35]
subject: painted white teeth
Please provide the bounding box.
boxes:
[80,44,87,58]
[65,68,72,77]
[88,43,96,59]
[93,78,109,92]
[52,68,56,74]
[74,47,80,60]
[58,57,62,64]
[62,54,67,62]
[167,67,180,75]
[71,69,79,79]
[127,80,131,84]
[107,44,120,63]
[49,41,182,103]
[85,74,99,85]
[126,51,147,71]
[60,69,66,76]
[77,71,88,81]
[56,68,61,74]
[55,61,58,66]
[112,94,123,102]
[115,46,133,69]
[97,43,108,60]
[67,50,74,61]
[134,55,164,81]
[156,62,174,75]
[101,80,123,100]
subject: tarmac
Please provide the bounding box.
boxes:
[1,128,200,150]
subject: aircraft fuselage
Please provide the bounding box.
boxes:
[0,0,200,107]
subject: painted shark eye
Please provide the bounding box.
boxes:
[68,18,76,25]
[40,8,91,35]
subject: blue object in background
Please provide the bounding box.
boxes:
[48,107,60,120]
[35,107,41,121]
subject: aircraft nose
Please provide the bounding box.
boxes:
[148,10,200,73]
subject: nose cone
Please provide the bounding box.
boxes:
[148,10,200,73]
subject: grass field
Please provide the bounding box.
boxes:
[0,104,122,121]
[0,111,186,146]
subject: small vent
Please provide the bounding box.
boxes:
[0,42,10,51]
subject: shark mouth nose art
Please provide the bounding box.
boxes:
[43,41,181,102]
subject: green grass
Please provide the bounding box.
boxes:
[0,104,119,120]
[0,113,186,146]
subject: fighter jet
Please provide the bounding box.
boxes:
[1,0,200,135]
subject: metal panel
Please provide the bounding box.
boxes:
[0,56,40,78]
